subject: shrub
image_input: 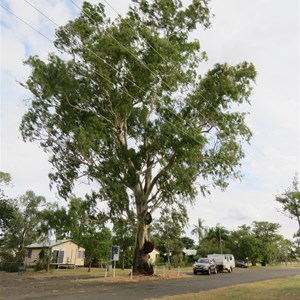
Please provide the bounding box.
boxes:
[1,262,22,272]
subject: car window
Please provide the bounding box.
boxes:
[198,258,209,263]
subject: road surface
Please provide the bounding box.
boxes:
[0,267,299,299]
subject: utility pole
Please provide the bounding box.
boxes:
[219,228,223,254]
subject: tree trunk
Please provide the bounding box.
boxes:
[132,213,154,275]
[131,148,154,275]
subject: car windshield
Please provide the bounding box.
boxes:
[198,258,209,263]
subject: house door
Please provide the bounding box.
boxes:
[58,250,64,264]
[52,250,64,264]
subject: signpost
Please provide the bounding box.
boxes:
[111,246,120,278]
[112,245,120,261]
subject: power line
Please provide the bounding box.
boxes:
[24,0,150,97]
[100,0,223,118]
[70,0,195,100]
[1,1,136,103]
[2,1,205,147]
[69,0,247,147]
[3,0,254,166]
[70,0,172,95]
[1,0,258,204]
[68,0,221,132]
[24,0,60,27]
[24,0,212,146]
[0,3,53,43]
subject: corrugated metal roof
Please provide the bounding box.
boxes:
[183,248,197,256]
[25,239,75,248]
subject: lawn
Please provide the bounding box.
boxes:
[147,274,300,300]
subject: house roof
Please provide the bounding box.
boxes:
[25,239,76,249]
[183,248,197,256]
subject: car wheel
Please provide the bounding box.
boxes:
[214,268,217,274]
[193,270,197,275]
[228,268,231,273]
[207,268,211,275]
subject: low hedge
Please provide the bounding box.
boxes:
[0,262,23,272]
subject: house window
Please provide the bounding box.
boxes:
[52,250,64,264]
[77,251,85,259]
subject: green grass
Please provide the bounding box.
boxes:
[147,275,300,300]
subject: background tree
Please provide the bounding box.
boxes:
[276,174,300,236]
[204,224,230,253]
[42,196,110,271]
[252,221,282,264]
[0,172,14,235]
[0,191,46,262]
[82,228,112,271]
[150,206,188,268]
[0,171,11,199]
[229,225,261,265]
[112,218,135,269]
[20,0,256,274]
[191,218,206,247]
[180,236,195,249]
[275,238,295,264]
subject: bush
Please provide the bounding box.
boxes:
[1,262,22,272]
[34,260,47,271]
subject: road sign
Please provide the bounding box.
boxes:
[111,245,120,261]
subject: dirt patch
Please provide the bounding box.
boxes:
[0,269,192,284]
[75,272,192,283]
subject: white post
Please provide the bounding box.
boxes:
[131,266,133,280]
[113,260,116,278]
[105,265,107,278]
[154,265,157,275]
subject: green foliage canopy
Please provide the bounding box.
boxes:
[20,0,256,220]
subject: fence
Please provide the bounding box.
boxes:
[101,264,188,279]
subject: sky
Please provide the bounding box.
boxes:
[0,0,299,240]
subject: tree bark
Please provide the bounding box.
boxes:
[132,210,154,275]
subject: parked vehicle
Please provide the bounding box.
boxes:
[207,254,235,273]
[193,258,218,275]
[235,260,248,268]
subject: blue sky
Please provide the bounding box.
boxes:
[0,0,299,239]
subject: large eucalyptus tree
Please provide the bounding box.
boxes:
[20,0,256,274]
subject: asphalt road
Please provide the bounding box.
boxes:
[1,267,299,300]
